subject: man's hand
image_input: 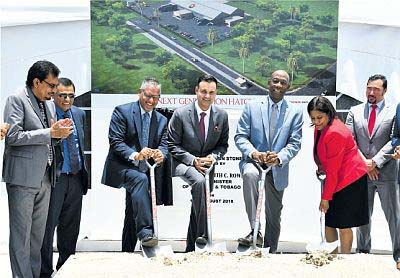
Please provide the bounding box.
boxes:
[194,155,215,174]
[319,199,329,213]
[50,119,73,139]
[134,147,153,161]
[264,151,279,166]
[0,123,10,140]
[251,151,264,164]
[151,149,164,165]
[392,146,400,160]
[368,167,379,181]
[365,159,376,171]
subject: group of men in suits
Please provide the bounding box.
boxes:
[3,61,400,277]
[2,60,89,278]
[101,71,302,255]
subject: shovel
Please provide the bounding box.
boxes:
[236,162,271,256]
[142,160,174,258]
[195,161,227,253]
[305,173,339,254]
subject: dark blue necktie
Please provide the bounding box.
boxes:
[142,112,150,147]
[139,112,150,172]
[64,112,80,174]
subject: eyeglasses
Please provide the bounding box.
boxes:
[271,78,288,86]
[142,92,160,100]
[57,93,75,99]
[42,80,59,89]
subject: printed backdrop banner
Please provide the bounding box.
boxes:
[87,94,333,244]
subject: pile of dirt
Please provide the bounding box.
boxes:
[56,252,399,278]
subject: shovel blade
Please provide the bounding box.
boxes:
[306,240,339,254]
[195,241,227,253]
[235,243,270,256]
[142,245,174,258]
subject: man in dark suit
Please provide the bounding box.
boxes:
[102,78,168,248]
[2,60,73,278]
[40,78,89,277]
[168,75,229,252]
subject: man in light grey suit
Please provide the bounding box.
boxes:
[168,75,229,252]
[235,70,303,253]
[346,74,400,270]
[2,60,73,278]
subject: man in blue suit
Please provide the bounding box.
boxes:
[235,70,303,253]
[102,78,168,248]
[41,78,89,277]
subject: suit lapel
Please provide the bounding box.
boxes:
[148,112,158,148]
[71,106,85,155]
[25,87,47,128]
[272,100,289,145]
[130,102,142,147]
[189,102,203,144]
[261,97,270,148]
[371,102,389,138]
[362,104,370,138]
[44,101,53,127]
[204,106,216,147]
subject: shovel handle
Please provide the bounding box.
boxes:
[205,161,216,245]
[252,162,272,247]
[146,160,159,237]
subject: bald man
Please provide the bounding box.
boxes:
[235,70,303,253]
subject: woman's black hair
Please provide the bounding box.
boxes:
[307,96,336,125]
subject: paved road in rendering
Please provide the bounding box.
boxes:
[127,20,269,95]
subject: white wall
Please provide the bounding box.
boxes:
[0,1,90,252]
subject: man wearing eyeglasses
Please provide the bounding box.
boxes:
[2,60,73,278]
[168,75,229,252]
[40,78,89,277]
[102,78,168,249]
[235,70,303,253]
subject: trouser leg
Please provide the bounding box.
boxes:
[124,170,152,240]
[263,173,284,253]
[356,181,376,253]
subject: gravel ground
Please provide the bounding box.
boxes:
[55,252,399,278]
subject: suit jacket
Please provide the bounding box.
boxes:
[168,102,229,185]
[54,105,90,194]
[101,101,168,195]
[235,96,303,191]
[391,103,400,147]
[346,101,397,181]
[2,86,57,187]
[315,119,368,200]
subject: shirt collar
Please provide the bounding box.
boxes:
[269,97,283,111]
[195,101,211,118]
[368,99,384,110]
[56,106,70,118]
[139,105,153,118]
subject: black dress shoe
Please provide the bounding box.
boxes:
[195,236,208,245]
[238,230,263,247]
[141,235,158,247]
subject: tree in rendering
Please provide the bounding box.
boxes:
[288,5,298,21]
[153,8,161,27]
[239,45,250,73]
[255,55,272,77]
[207,27,218,47]
[108,14,126,29]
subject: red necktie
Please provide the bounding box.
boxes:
[199,112,206,141]
[368,104,377,136]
